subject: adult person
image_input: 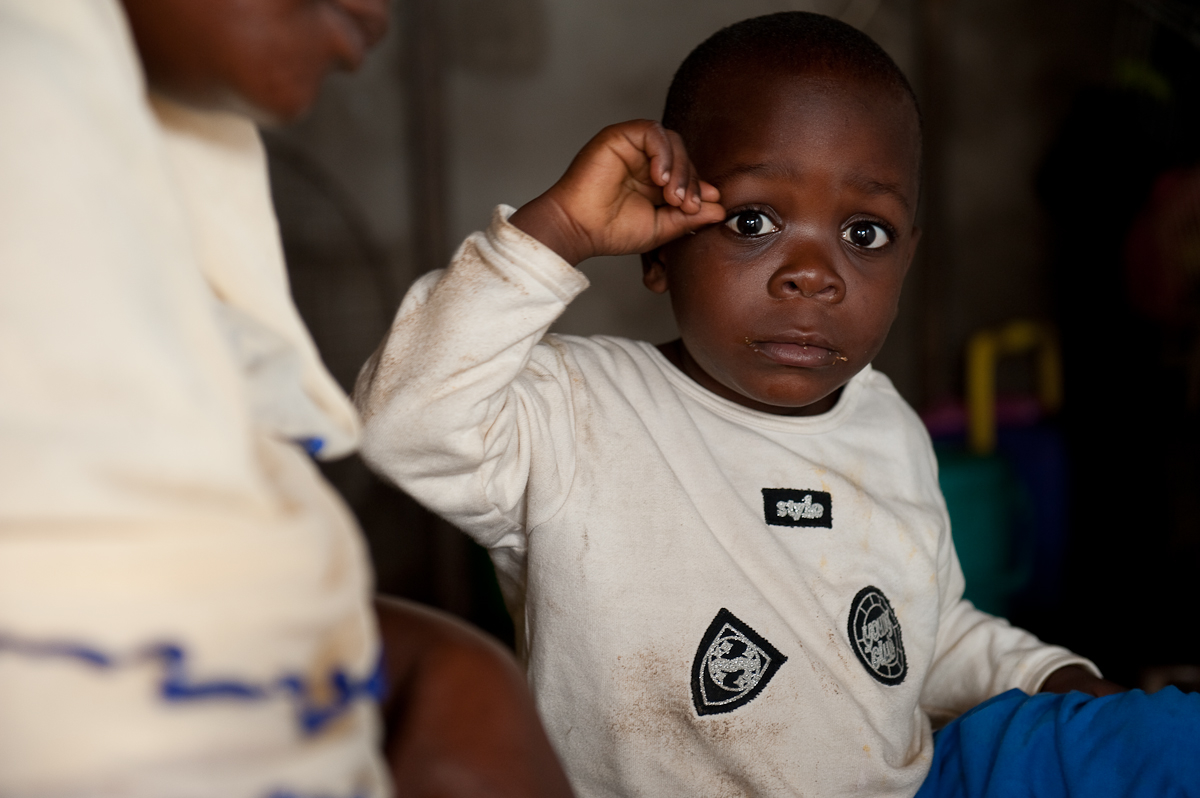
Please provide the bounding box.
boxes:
[0,1,571,795]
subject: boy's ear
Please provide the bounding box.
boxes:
[641,249,669,294]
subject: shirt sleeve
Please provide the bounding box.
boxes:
[355,206,590,555]
[918,443,1099,722]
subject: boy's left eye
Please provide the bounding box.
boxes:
[842,221,891,249]
[725,211,779,237]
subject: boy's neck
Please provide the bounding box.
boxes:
[656,339,843,417]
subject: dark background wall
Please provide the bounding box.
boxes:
[264,0,1200,688]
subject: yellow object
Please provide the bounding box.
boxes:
[965,321,1063,454]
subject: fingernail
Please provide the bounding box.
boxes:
[675,187,686,200]
[662,170,670,183]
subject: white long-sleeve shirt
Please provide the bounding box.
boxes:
[0,1,385,795]
[358,208,1094,798]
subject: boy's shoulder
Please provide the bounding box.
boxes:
[848,367,933,436]
[533,333,662,386]
[850,368,941,478]
[854,366,915,418]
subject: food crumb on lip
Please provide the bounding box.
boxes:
[745,338,849,366]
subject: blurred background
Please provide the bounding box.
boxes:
[263,0,1200,689]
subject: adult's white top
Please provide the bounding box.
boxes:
[0,1,384,795]
[358,207,1096,798]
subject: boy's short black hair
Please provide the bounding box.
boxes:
[663,12,920,143]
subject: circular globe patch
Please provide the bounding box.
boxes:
[848,586,907,686]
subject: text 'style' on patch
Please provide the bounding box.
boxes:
[848,586,907,686]
[691,608,786,716]
[762,488,832,528]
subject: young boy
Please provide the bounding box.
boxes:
[357,12,1199,797]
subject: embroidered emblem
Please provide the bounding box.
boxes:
[847,586,907,686]
[691,608,786,716]
[762,488,832,528]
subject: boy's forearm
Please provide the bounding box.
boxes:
[923,594,1102,715]
[355,207,588,533]
[920,507,1101,712]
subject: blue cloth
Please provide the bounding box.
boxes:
[916,687,1200,798]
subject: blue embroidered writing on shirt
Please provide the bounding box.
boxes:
[0,632,384,736]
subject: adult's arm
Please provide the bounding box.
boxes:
[0,2,382,793]
[376,597,574,798]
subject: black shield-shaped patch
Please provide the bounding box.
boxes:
[762,488,832,528]
[847,586,907,686]
[691,608,787,716]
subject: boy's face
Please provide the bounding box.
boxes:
[644,68,921,416]
[120,0,388,122]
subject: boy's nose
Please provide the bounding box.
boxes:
[767,246,845,303]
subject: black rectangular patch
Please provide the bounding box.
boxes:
[762,488,832,528]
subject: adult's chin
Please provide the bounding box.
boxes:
[149,75,322,126]
[226,58,334,124]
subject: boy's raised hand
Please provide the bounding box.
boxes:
[510,120,724,266]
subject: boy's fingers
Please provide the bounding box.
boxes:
[654,200,725,243]
[664,129,693,208]
[664,128,714,212]
[686,174,705,213]
[636,122,674,189]
[553,119,719,259]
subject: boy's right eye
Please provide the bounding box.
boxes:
[725,211,779,237]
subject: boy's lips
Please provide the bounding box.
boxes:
[749,337,846,368]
